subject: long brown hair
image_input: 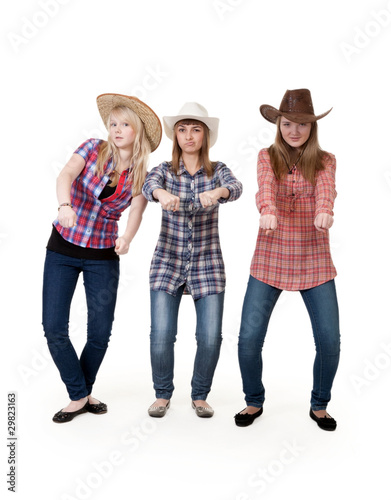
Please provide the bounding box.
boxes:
[95,106,151,196]
[269,117,330,185]
[171,119,214,177]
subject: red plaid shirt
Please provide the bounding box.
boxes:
[54,139,134,248]
[250,148,337,290]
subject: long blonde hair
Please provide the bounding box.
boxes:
[269,117,330,185]
[171,119,215,177]
[95,106,151,195]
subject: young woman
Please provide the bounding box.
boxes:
[42,93,161,423]
[235,89,340,431]
[142,102,242,418]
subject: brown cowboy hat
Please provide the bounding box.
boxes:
[260,89,332,124]
[97,93,162,152]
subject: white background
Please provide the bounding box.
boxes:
[2,0,391,498]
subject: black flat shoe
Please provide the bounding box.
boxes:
[234,407,263,427]
[309,409,337,431]
[52,401,89,423]
[86,401,107,415]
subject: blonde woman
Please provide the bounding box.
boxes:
[235,89,340,431]
[142,103,242,418]
[42,94,161,423]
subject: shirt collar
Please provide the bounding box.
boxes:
[178,159,205,176]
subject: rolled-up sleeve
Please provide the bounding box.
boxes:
[142,163,167,202]
[315,154,337,217]
[216,162,243,203]
[255,149,278,216]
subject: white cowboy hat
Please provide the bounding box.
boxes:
[96,93,162,152]
[163,102,219,147]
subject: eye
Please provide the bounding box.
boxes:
[110,122,116,127]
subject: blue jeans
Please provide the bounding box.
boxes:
[238,276,340,411]
[42,250,119,401]
[150,286,224,400]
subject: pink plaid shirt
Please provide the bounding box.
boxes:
[53,139,134,248]
[250,148,337,290]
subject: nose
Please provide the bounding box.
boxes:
[185,129,193,139]
[292,124,300,135]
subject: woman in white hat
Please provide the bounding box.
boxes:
[142,102,242,418]
[42,93,161,423]
[235,89,340,431]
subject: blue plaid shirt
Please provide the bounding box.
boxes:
[142,161,243,299]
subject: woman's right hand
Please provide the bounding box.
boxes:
[153,189,180,212]
[58,206,77,228]
[259,214,277,235]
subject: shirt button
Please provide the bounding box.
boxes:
[86,229,91,234]
[188,243,192,250]
[188,203,193,210]
[188,221,192,229]
[91,215,96,220]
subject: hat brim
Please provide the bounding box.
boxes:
[163,114,219,147]
[97,93,162,152]
[260,104,332,124]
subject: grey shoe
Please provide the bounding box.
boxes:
[192,401,214,418]
[148,400,170,418]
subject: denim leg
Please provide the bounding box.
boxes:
[42,250,88,401]
[238,276,282,407]
[80,259,119,396]
[191,292,224,400]
[150,287,184,399]
[300,280,340,411]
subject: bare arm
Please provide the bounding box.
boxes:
[115,193,148,255]
[56,153,86,228]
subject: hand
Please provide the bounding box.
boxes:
[115,236,130,255]
[314,213,333,233]
[58,206,77,228]
[199,188,225,208]
[259,214,277,235]
[153,189,180,212]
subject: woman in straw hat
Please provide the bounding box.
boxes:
[234,89,340,431]
[42,93,161,423]
[142,102,242,418]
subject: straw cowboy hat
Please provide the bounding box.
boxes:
[163,102,219,147]
[96,93,162,152]
[260,89,332,124]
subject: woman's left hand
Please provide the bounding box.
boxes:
[115,236,130,255]
[199,188,229,208]
[314,213,334,233]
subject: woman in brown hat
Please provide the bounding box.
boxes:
[235,89,340,431]
[42,94,161,423]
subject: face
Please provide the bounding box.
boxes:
[109,113,136,150]
[280,116,311,148]
[175,122,204,154]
